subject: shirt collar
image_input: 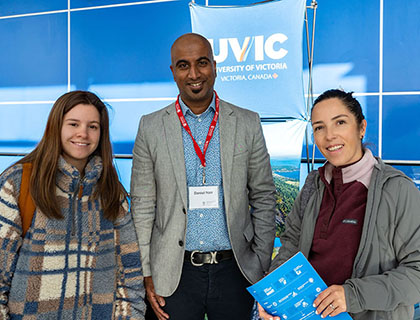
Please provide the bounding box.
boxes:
[322,148,378,188]
[179,93,216,117]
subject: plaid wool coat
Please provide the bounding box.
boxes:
[0,156,145,319]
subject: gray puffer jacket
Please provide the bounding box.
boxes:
[270,158,420,320]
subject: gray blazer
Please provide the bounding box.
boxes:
[131,99,276,297]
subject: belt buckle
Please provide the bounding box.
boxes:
[209,251,219,264]
[190,250,219,266]
[191,250,204,267]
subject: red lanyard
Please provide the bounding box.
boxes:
[175,92,219,169]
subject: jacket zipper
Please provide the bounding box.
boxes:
[72,181,81,236]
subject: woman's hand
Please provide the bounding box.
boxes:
[258,303,281,320]
[313,285,347,318]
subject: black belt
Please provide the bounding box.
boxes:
[184,250,233,266]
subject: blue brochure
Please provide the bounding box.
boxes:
[247,252,352,320]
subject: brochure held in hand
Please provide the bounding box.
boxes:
[247,252,352,320]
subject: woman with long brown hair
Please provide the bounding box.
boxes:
[0,91,145,319]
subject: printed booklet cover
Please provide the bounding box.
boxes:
[247,252,352,320]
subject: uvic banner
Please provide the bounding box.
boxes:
[190,0,307,119]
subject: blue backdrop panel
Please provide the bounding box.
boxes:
[106,99,175,154]
[113,158,133,192]
[0,0,66,16]
[393,165,420,191]
[307,0,379,94]
[70,0,177,9]
[70,1,190,92]
[88,82,178,101]
[190,0,306,119]
[382,95,420,160]
[383,0,420,92]
[0,156,24,176]
[0,103,51,152]
[0,13,67,100]
[361,95,379,156]
[71,0,139,9]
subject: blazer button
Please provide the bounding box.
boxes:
[178,240,184,247]
[182,208,186,214]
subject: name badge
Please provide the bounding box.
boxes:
[188,185,219,209]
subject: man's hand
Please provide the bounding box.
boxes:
[145,276,169,320]
[313,285,347,318]
[258,303,281,320]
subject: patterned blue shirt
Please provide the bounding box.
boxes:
[179,96,231,251]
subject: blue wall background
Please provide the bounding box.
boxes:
[0,0,419,190]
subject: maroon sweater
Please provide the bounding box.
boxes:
[308,150,377,286]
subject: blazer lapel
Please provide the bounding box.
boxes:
[219,100,236,211]
[163,104,188,208]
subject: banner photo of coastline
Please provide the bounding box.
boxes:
[248,120,306,320]
[262,120,307,238]
[190,0,306,119]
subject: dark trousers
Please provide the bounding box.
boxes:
[156,257,254,320]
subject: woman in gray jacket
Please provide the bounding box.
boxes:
[259,89,420,320]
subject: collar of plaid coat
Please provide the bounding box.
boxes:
[56,155,102,194]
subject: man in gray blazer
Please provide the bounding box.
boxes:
[131,33,276,320]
